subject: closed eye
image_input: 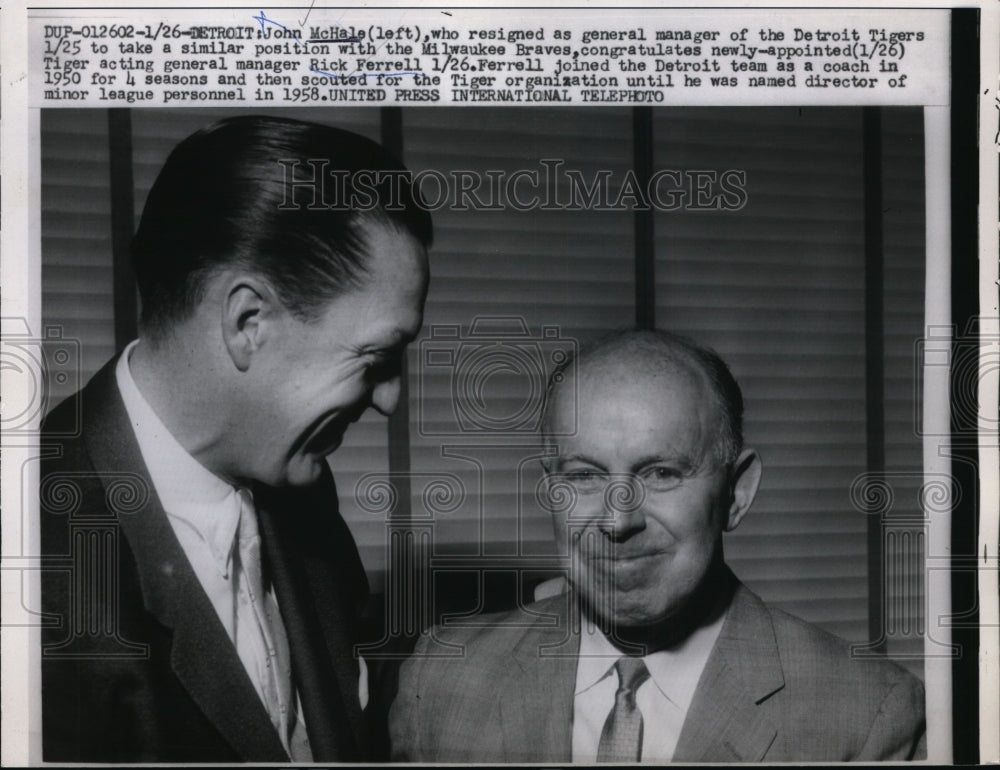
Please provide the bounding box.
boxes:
[363,346,407,382]
[367,356,401,383]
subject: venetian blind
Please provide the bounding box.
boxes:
[653,108,870,642]
[400,107,635,610]
[40,110,115,407]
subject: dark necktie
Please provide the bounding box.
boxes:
[597,656,651,762]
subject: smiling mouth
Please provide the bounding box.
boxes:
[298,414,350,457]
[591,551,665,563]
[579,548,670,566]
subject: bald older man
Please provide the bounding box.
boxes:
[389,329,926,763]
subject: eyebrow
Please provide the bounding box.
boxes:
[551,452,697,474]
[634,454,698,474]
[550,454,607,471]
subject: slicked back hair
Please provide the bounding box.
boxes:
[131,115,433,341]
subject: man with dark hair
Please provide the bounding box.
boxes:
[390,329,926,763]
[41,116,431,762]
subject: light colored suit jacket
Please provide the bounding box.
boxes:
[389,578,926,762]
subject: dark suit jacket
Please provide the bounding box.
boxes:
[40,356,371,762]
[390,578,927,762]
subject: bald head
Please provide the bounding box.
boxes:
[539,331,762,634]
[541,329,744,468]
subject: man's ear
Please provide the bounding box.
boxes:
[725,448,762,532]
[220,275,280,372]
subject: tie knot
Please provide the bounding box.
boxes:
[236,488,258,541]
[613,656,649,696]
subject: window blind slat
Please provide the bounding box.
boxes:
[41,110,114,409]
[402,106,635,581]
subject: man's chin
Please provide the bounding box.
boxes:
[576,588,671,630]
[281,457,326,487]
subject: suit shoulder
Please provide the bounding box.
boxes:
[763,601,925,747]
[41,390,90,469]
[42,390,81,435]
[767,603,920,689]
[391,599,568,762]
[401,594,568,686]
[39,393,103,558]
[426,594,568,651]
[755,601,925,760]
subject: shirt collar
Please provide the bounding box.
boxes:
[115,340,242,578]
[575,604,728,711]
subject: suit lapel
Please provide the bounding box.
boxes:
[499,595,578,762]
[82,360,288,761]
[673,583,783,762]
[255,484,365,761]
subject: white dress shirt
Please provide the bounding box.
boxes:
[115,341,367,754]
[572,609,727,763]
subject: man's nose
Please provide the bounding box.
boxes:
[596,477,646,540]
[371,375,402,416]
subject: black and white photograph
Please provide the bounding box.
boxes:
[1,2,995,766]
